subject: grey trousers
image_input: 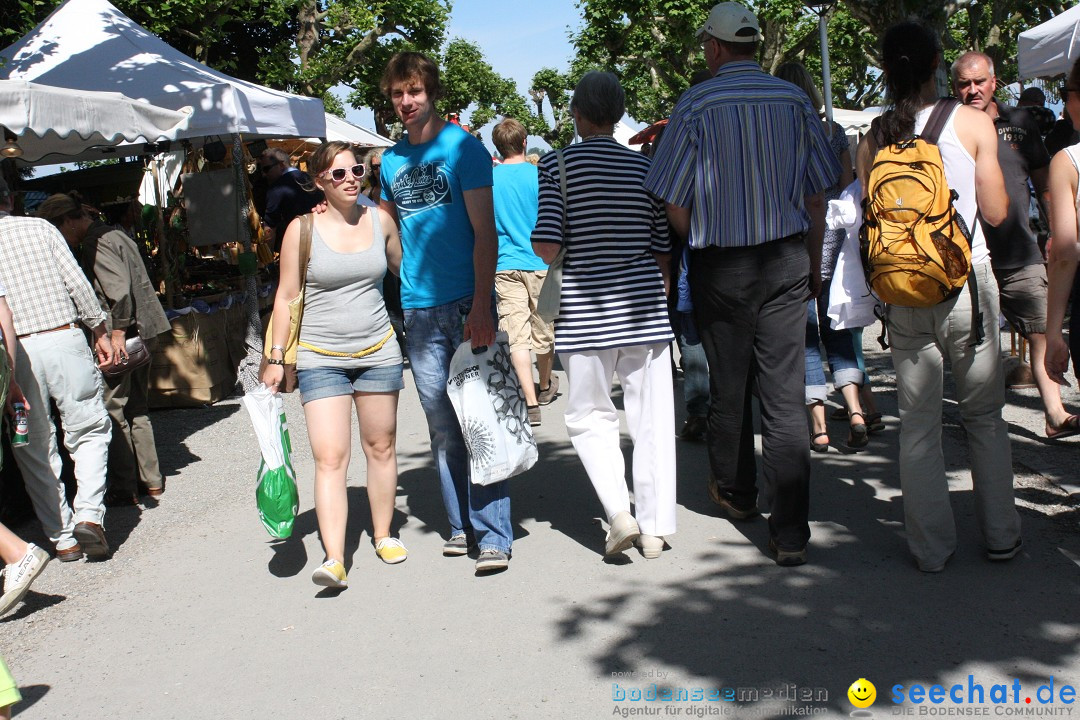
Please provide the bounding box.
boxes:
[104,362,163,494]
[887,262,1021,569]
[13,329,111,550]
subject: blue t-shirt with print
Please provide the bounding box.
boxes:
[381,123,493,308]
[492,163,545,273]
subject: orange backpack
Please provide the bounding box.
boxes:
[860,98,983,345]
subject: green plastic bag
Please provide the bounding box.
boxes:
[243,385,299,539]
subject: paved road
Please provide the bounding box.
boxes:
[1,326,1079,719]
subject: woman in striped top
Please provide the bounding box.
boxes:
[531,71,676,560]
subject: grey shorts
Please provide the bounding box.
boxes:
[994,264,1047,336]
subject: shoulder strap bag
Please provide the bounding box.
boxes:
[536,149,569,325]
[261,214,314,393]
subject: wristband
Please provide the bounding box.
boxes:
[265,357,285,366]
[270,344,286,356]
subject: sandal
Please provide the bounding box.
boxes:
[1046,414,1080,440]
[865,412,885,434]
[847,412,869,449]
[810,432,830,453]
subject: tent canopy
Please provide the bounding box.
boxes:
[1019,5,1080,80]
[0,0,325,142]
[832,108,882,135]
[0,79,192,164]
[323,114,393,147]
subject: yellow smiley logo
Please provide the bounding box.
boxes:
[848,678,877,709]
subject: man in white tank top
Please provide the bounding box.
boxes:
[856,23,1022,573]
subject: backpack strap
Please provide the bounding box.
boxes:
[919,98,961,146]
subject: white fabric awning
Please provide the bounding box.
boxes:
[323,114,393,146]
[1019,4,1080,80]
[0,79,191,164]
[0,0,325,142]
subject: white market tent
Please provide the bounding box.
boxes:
[324,114,393,147]
[0,0,326,142]
[832,108,882,135]
[0,79,192,164]
[1019,4,1080,80]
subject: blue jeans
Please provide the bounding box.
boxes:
[403,296,512,553]
[804,292,864,405]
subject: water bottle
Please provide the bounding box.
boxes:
[11,402,28,447]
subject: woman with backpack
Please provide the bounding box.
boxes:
[855,21,1021,573]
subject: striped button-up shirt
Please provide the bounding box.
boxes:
[644,61,840,249]
[0,213,106,336]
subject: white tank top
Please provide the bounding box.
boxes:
[1061,143,1080,211]
[914,104,990,266]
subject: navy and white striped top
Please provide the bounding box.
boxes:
[644,61,840,249]
[531,136,674,353]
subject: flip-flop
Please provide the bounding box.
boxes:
[1046,414,1080,440]
[810,432,830,453]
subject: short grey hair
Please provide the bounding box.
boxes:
[570,71,625,127]
[950,51,995,83]
[260,147,291,165]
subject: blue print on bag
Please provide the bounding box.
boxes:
[391,161,452,217]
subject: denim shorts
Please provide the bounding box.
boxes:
[297,363,404,404]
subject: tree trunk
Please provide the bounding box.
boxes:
[296,0,319,95]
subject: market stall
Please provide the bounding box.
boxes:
[1,0,328,406]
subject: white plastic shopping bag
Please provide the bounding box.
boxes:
[241,384,299,538]
[446,333,538,485]
[827,179,882,330]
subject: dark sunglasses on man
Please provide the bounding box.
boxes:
[322,164,366,182]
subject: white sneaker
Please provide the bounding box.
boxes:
[636,534,665,559]
[0,544,50,616]
[604,512,640,556]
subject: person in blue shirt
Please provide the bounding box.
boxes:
[378,52,511,573]
[491,118,558,427]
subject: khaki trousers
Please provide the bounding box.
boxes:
[104,361,163,494]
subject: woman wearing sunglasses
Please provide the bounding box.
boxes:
[262,141,406,589]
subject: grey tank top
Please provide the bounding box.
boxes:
[297,208,402,369]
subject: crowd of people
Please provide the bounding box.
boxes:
[1,3,1078,648]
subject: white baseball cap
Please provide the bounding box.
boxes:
[697,2,762,43]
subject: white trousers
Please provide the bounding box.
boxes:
[13,328,112,550]
[560,343,676,536]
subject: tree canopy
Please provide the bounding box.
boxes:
[1,0,1076,148]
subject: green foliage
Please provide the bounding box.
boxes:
[441,38,540,134]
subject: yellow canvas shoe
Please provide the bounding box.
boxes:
[375,537,408,565]
[311,559,348,588]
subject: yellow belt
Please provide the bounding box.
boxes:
[299,325,395,359]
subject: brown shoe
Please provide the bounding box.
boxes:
[536,376,560,406]
[708,477,759,520]
[72,522,110,559]
[56,543,84,563]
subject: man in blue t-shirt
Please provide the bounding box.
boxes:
[491,118,558,428]
[379,52,511,573]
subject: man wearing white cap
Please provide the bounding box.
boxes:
[645,2,840,566]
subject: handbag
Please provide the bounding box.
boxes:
[101,334,151,379]
[536,149,569,325]
[261,214,314,393]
